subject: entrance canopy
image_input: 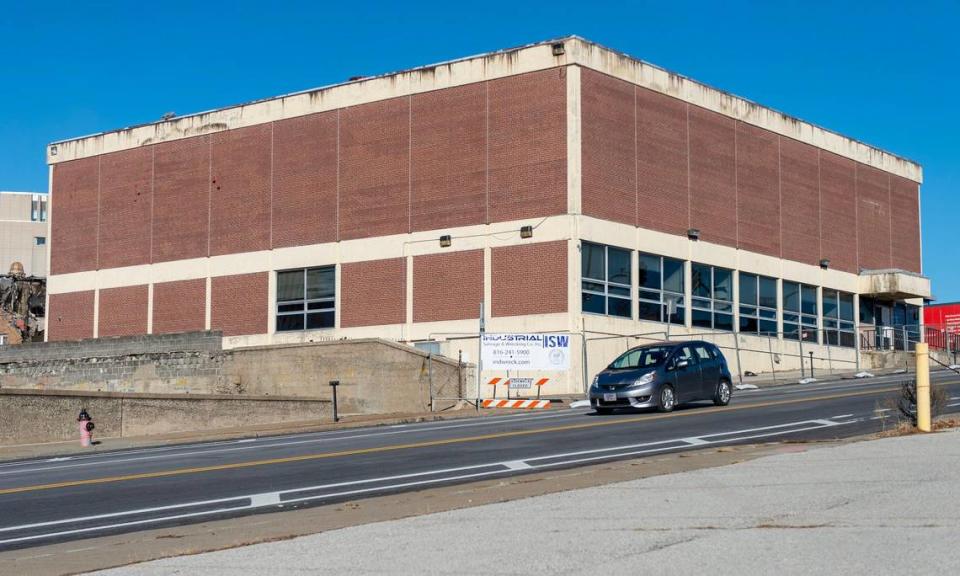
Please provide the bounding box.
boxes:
[858,269,931,300]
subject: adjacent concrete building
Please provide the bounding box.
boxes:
[43,37,930,394]
[0,191,47,277]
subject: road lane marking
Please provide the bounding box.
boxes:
[0,418,847,546]
[0,409,593,472]
[528,421,847,470]
[0,410,594,478]
[681,438,710,446]
[0,386,900,497]
[832,414,853,419]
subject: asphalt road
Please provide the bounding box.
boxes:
[1,371,959,551]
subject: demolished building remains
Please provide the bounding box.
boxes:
[0,261,45,345]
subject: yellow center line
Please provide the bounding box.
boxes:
[0,386,898,496]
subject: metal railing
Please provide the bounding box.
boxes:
[859,325,922,352]
[924,324,960,366]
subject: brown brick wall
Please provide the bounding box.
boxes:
[339,98,410,240]
[581,69,635,226]
[488,68,567,222]
[210,125,271,256]
[820,152,858,273]
[779,138,820,267]
[413,250,483,322]
[736,122,780,257]
[890,176,921,272]
[856,164,892,270]
[99,147,152,269]
[51,158,99,274]
[272,112,338,248]
[152,135,210,263]
[52,67,923,284]
[48,291,95,341]
[410,84,487,232]
[636,87,689,236]
[689,106,737,248]
[153,279,207,335]
[211,273,268,337]
[491,241,567,317]
[583,79,922,274]
[340,258,406,327]
[98,285,148,337]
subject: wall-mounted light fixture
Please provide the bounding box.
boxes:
[520,225,533,239]
[49,146,58,156]
[820,258,831,270]
[439,235,452,248]
[687,228,701,241]
[552,42,565,56]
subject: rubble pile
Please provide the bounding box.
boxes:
[0,261,45,344]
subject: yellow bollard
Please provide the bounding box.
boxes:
[916,342,931,432]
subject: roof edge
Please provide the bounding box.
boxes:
[46,35,922,183]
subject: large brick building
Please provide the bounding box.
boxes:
[44,37,929,393]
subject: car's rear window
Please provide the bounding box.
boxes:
[608,346,671,370]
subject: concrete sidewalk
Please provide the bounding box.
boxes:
[95,429,960,576]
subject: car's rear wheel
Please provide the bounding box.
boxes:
[657,385,676,413]
[714,379,732,406]
[595,407,614,415]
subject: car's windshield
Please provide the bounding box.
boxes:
[608,346,671,370]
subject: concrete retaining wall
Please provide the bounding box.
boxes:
[223,340,464,413]
[0,333,467,415]
[0,388,329,445]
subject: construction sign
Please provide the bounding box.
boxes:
[480,333,570,371]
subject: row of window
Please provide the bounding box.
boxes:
[275,249,862,344]
[581,242,857,346]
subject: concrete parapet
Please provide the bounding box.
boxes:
[0,331,222,363]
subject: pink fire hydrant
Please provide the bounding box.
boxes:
[78,408,95,447]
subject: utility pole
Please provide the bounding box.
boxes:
[476,302,484,411]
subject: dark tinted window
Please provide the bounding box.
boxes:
[277,266,336,332]
[608,247,631,286]
[759,276,777,309]
[740,273,757,305]
[783,281,799,312]
[582,242,605,280]
[692,264,711,298]
[638,253,661,290]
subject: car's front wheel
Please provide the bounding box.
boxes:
[713,379,732,406]
[657,385,676,413]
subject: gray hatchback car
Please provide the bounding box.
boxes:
[589,341,733,414]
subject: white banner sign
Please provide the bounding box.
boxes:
[481,333,570,372]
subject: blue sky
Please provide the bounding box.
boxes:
[1,1,956,299]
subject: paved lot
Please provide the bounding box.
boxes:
[95,428,960,576]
